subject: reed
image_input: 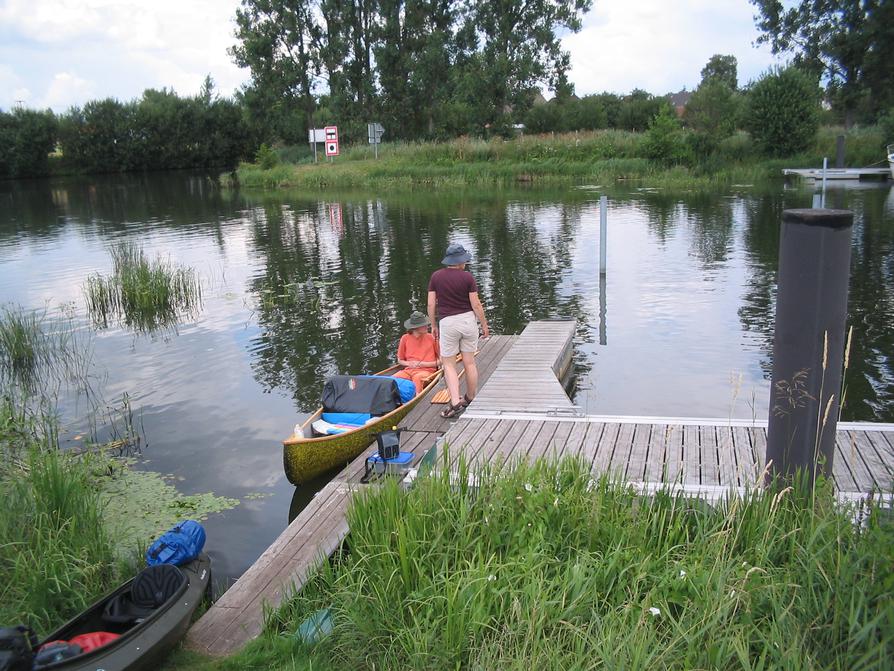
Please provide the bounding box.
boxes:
[236,457,894,671]
[0,305,93,395]
[84,242,202,331]
[0,406,129,637]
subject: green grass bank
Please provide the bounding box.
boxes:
[167,457,894,671]
[230,126,889,191]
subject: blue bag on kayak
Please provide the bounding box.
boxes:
[146,520,206,567]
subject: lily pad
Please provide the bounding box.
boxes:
[95,456,239,550]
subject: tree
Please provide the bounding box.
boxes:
[700,54,738,90]
[744,67,821,157]
[374,0,460,139]
[0,109,58,178]
[685,81,739,143]
[460,0,592,133]
[230,0,322,140]
[617,89,669,131]
[685,55,741,151]
[319,0,377,140]
[750,0,894,124]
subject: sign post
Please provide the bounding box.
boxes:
[324,126,339,160]
[308,128,327,163]
[367,122,385,158]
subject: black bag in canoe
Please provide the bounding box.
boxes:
[322,375,401,415]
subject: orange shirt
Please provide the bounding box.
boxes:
[398,333,439,370]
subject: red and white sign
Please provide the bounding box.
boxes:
[324,125,339,156]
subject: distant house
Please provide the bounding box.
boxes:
[667,89,692,117]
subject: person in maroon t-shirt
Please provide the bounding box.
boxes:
[427,243,490,418]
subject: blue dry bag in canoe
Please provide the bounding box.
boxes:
[146,520,206,567]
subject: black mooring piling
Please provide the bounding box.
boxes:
[765,208,854,485]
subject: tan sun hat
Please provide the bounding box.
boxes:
[404,311,431,330]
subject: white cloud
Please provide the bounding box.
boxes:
[0,0,250,111]
[563,0,783,95]
[41,72,94,110]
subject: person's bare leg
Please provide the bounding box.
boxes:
[442,356,461,407]
[461,351,478,401]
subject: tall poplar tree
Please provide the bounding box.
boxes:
[230,0,323,138]
[460,0,592,133]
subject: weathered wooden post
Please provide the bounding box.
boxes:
[765,209,853,485]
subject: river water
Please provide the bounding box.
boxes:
[2,173,892,585]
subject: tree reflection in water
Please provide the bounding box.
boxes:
[245,191,594,411]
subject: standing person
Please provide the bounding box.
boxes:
[427,243,490,418]
[394,311,440,394]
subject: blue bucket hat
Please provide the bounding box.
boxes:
[441,243,472,265]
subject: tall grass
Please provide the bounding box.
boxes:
[0,405,129,637]
[230,124,889,191]
[84,242,202,332]
[249,457,894,671]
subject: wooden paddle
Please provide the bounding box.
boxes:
[430,349,482,404]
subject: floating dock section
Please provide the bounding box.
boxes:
[783,167,890,181]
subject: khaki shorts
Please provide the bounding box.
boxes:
[439,311,479,357]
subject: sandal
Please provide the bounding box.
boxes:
[460,394,473,407]
[440,402,465,419]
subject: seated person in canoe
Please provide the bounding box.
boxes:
[394,310,440,394]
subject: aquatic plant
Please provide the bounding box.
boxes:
[254,457,893,670]
[0,304,93,395]
[84,242,202,332]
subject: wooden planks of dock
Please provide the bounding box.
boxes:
[439,415,894,496]
[468,319,577,416]
[187,319,894,657]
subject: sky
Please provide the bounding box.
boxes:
[0,0,783,113]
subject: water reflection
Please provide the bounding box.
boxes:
[245,192,596,410]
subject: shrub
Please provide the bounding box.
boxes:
[255,143,279,169]
[644,108,693,166]
[745,67,821,157]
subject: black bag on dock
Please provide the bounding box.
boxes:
[322,376,401,416]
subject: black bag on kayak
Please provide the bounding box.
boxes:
[102,564,187,626]
[322,375,401,415]
[0,625,37,671]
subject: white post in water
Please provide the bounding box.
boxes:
[599,195,607,275]
[821,157,828,208]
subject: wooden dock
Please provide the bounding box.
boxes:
[187,320,894,656]
[783,167,890,181]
